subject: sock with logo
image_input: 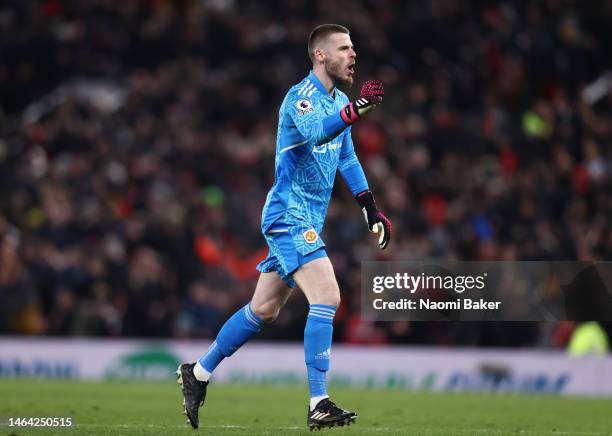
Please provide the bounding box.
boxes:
[304,304,336,408]
[196,303,264,381]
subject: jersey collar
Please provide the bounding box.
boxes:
[308,71,335,98]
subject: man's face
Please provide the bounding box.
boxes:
[322,33,356,89]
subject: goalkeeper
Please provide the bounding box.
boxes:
[177,23,392,431]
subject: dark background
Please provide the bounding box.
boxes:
[1,0,612,348]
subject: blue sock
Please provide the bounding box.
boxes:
[304,304,336,398]
[198,303,264,373]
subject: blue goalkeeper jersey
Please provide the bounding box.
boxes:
[261,71,369,236]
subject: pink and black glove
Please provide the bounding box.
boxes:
[356,190,392,250]
[340,80,384,124]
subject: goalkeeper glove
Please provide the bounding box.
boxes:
[356,190,392,250]
[340,80,384,124]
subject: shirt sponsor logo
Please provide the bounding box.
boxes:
[303,229,318,243]
[313,142,341,154]
[296,99,314,116]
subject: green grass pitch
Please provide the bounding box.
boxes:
[1,379,611,435]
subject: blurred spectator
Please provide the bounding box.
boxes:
[568,322,610,356]
[175,281,231,338]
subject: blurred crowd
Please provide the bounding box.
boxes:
[1,0,612,347]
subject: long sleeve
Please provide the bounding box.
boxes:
[338,129,369,196]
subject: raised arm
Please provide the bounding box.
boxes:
[286,80,384,146]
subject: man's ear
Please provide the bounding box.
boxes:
[313,47,325,63]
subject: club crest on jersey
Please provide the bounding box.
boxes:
[296,99,314,116]
[303,229,318,243]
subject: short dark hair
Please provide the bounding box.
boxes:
[308,24,350,62]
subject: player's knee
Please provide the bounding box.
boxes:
[251,302,280,324]
[312,286,341,308]
[310,294,340,308]
[323,293,341,308]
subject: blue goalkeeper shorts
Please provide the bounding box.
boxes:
[256,223,327,288]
